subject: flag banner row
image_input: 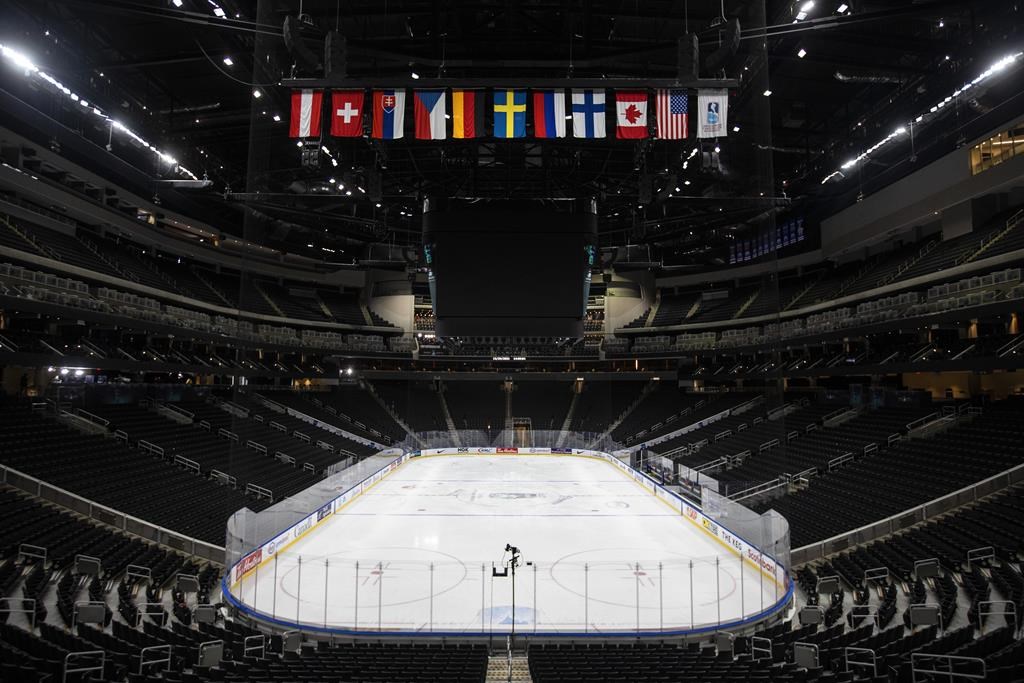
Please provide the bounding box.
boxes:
[289,87,728,141]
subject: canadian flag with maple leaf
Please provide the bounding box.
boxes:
[615,91,649,139]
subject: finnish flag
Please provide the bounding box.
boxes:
[571,89,606,139]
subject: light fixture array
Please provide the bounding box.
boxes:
[0,42,199,180]
[820,52,1022,185]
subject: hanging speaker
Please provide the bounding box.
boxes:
[283,15,322,73]
[324,30,347,78]
[677,34,699,80]
[703,18,741,74]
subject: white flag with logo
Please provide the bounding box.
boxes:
[696,89,728,139]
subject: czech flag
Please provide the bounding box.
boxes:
[451,89,484,139]
[493,89,527,138]
[289,89,323,138]
[532,90,566,138]
[414,90,446,140]
[371,89,405,139]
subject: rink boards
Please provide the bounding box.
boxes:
[222,447,793,637]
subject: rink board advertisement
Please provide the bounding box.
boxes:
[230,452,413,586]
[226,447,790,623]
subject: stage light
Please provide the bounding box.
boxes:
[763,89,772,96]
[252,88,262,98]
[273,114,281,122]
[222,56,234,66]
[837,3,848,12]
[797,48,807,58]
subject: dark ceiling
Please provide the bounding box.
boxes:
[0,0,1021,265]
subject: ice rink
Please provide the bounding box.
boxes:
[229,454,787,635]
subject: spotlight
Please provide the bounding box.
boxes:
[253,88,262,98]
[222,56,234,66]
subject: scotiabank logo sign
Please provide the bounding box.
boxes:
[234,549,262,582]
[746,548,776,575]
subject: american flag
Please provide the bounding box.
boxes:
[656,89,688,139]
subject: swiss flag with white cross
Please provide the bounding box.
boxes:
[330,90,365,137]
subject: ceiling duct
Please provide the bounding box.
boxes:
[834,71,903,84]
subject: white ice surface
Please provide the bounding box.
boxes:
[231,454,784,634]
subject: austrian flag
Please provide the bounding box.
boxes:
[289,89,323,138]
[615,91,648,139]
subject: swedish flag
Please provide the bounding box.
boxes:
[493,89,527,138]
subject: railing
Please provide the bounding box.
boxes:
[210,470,237,487]
[729,477,788,502]
[246,440,268,455]
[173,455,201,474]
[792,462,1024,565]
[0,463,223,562]
[954,207,1024,266]
[828,452,855,471]
[908,415,956,439]
[759,438,779,453]
[821,407,853,426]
[996,335,1024,357]
[694,457,727,473]
[906,412,939,431]
[137,440,164,457]
[59,409,108,435]
[75,409,110,428]
[910,654,986,682]
[245,483,273,501]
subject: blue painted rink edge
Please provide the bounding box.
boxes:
[221,450,795,639]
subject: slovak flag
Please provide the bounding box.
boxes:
[289,89,323,138]
[615,91,648,139]
[571,89,606,139]
[414,90,446,140]
[371,89,405,139]
[330,90,364,137]
[532,90,566,138]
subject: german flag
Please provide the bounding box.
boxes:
[451,89,485,139]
